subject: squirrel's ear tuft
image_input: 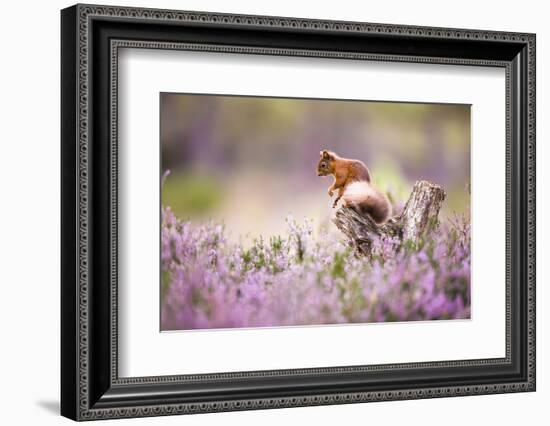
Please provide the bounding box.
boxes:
[321,150,330,159]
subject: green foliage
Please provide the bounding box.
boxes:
[241,236,287,273]
[370,160,409,197]
[269,236,284,254]
[160,270,172,304]
[162,171,223,218]
[331,251,347,279]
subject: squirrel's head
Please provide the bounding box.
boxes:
[317,150,336,176]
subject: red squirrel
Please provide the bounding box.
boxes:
[317,150,392,224]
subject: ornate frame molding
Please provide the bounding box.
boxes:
[61,4,535,421]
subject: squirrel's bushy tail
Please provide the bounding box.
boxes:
[343,182,392,224]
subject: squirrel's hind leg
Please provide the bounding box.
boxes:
[332,187,345,208]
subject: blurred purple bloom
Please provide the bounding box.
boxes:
[160,206,471,330]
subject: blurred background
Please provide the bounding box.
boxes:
[161,93,470,242]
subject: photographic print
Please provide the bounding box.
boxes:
[160,93,471,331]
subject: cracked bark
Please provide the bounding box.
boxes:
[332,180,446,256]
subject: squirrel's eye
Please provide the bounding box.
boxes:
[321,162,326,168]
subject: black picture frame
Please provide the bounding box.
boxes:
[61,4,536,421]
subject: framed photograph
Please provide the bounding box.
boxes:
[61,4,536,421]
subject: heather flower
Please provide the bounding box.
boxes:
[160,205,471,330]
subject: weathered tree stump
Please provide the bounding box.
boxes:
[333,180,446,256]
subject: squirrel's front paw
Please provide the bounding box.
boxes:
[328,189,334,197]
[332,200,339,209]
